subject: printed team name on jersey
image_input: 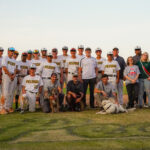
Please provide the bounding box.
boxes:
[69,62,79,65]
[8,61,15,66]
[105,65,116,68]
[97,61,103,64]
[55,62,60,66]
[21,66,28,69]
[44,65,55,69]
[26,80,39,83]
[33,63,40,66]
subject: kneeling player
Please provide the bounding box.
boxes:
[20,64,43,113]
[66,73,84,111]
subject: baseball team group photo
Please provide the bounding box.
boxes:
[0,0,150,150]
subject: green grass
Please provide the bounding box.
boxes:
[1,109,150,150]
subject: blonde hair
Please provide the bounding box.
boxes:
[141,52,149,62]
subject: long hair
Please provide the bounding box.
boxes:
[126,56,133,66]
[141,52,149,62]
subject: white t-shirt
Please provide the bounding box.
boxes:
[59,55,70,68]
[18,61,30,76]
[52,56,63,73]
[101,60,120,82]
[41,61,59,78]
[80,56,97,79]
[2,56,17,74]
[65,57,80,73]
[96,57,106,71]
[22,75,43,93]
[31,59,42,75]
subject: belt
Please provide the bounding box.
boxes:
[108,75,116,77]
[18,75,26,77]
[42,77,51,79]
[98,71,102,73]
[27,91,37,94]
[36,73,40,75]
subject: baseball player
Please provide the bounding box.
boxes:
[27,50,33,65]
[20,64,43,113]
[31,49,42,75]
[59,46,70,88]
[0,47,17,114]
[77,45,85,60]
[95,48,106,83]
[52,48,63,83]
[0,47,4,111]
[101,51,120,89]
[40,48,47,62]
[65,48,80,82]
[15,52,30,110]
[40,52,59,106]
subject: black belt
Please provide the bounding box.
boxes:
[27,91,37,94]
[18,75,26,77]
[108,75,116,77]
[42,77,51,79]
[98,71,102,73]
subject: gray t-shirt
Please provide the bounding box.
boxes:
[124,65,140,85]
[96,81,117,97]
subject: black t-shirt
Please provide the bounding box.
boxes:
[67,80,84,95]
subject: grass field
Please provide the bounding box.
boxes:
[1,108,150,150]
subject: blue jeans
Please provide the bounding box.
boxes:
[144,79,150,106]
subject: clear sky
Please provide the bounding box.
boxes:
[0,0,150,59]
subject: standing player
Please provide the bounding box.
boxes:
[0,47,17,114]
[79,47,98,108]
[40,48,47,62]
[20,64,43,113]
[52,48,63,83]
[31,49,42,76]
[0,47,4,111]
[77,45,85,60]
[101,51,120,96]
[27,50,33,65]
[40,52,58,106]
[59,46,70,88]
[95,48,106,83]
[15,52,30,110]
[65,48,80,82]
[113,47,126,105]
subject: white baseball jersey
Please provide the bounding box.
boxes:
[52,56,63,73]
[77,54,85,61]
[2,56,17,74]
[59,55,70,68]
[80,56,97,79]
[65,57,80,73]
[96,57,106,71]
[41,61,59,78]
[0,56,3,68]
[101,60,120,82]
[40,57,47,62]
[22,75,43,93]
[27,60,32,65]
[18,61,30,76]
[31,59,42,75]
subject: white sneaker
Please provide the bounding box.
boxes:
[144,104,149,108]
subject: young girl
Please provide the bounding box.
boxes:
[124,56,140,108]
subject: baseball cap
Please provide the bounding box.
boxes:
[30,64,36,69]
[78,45,84,49]
[14,51,19,55]
[95,47,102,52]
[135,46,141,51]
[8,47,15,51]
[41,48,47,51]
[107,51,113,55]
[62,46,68,50]
[73,73,78,77]
[27,50,32,54]
[22,52,27,56]
[85,47,91,51]
[47,52,53,57]
[70,48,76,52]
[33,49,39,54]
[52,48,58,52]
[0,47,4,51]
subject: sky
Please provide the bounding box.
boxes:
[0,0,150,59]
